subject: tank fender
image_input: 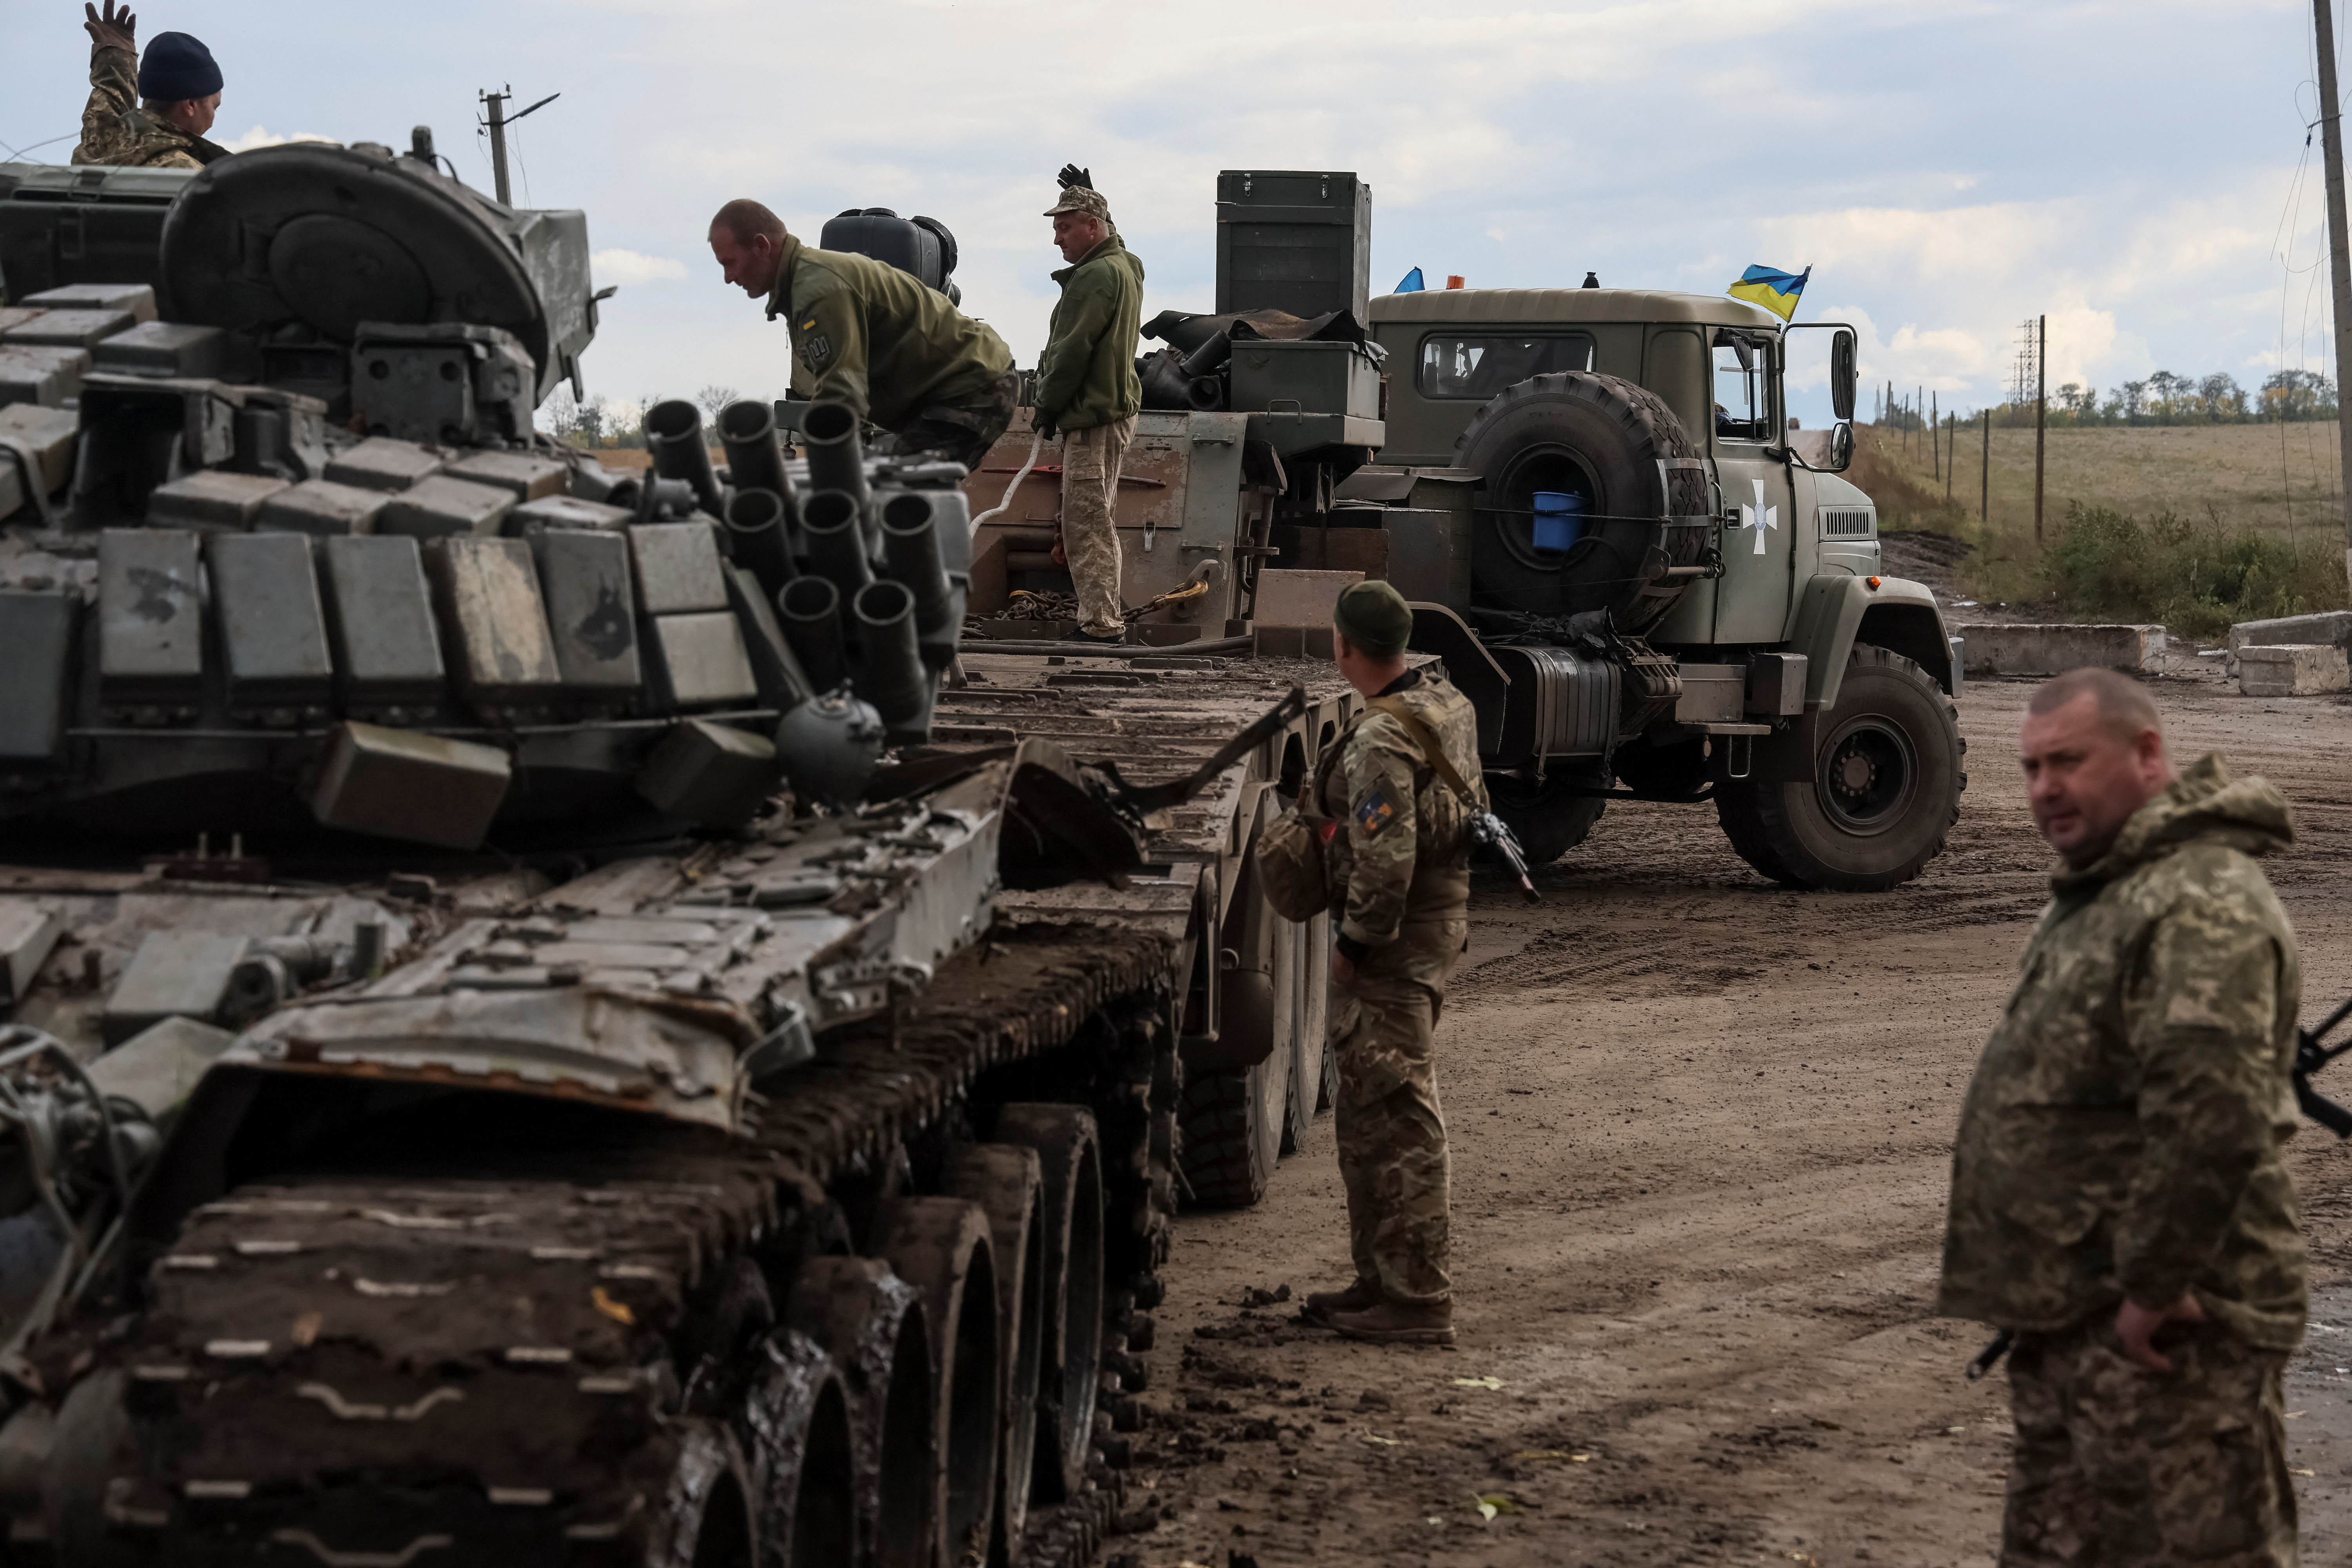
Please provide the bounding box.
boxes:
[1785,574,1954,707]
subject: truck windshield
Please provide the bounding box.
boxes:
[1417,333,1595,399]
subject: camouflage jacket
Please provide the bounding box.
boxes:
[1034,235,1143,433]
[71,44,226,172]
[764,234,1011,432]
[1938,753,2305,1349]
[1314,670,1488,947]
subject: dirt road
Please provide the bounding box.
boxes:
[1122,671,2352,1568]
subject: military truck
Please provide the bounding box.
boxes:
[968,170,1963,893]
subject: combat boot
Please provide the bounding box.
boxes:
[1302,1278,1379,1326]
[1326,1297,1453,1347]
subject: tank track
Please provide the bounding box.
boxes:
[60,923,1174,1567]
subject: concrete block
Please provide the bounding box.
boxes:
[2238,643,2352,697]
[318,535,443,712]
[86,1016,233,1131]
[0,309,135,349]
[1253,568,1363,630]
[0,403,80,494]
[1252,625,1336,660]
[0,593,78,760]
[206,532,332,717]
[0,463,16,523]
[378,474,514,538]
[98,529,203,709]
[145,469,290,530]
[507,495,633,535]
[323,436,447,493]
[0,346,91,408]
[91,320,229,379]
[635,718,779,825]
[426,536,562,706]
[104,929,250,1045]
[20,283,156,322]
[0,902,62,1009]
[0,309,44,334]
[308,721,512,849]
[533,528,641,695]
[1949,622,2166,677]
[256,478,390,535]
[629,523,731,613]
[447,450,568,502]
[648,612,758,707]
[2225,611,2352,673]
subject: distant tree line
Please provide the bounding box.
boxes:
[1996,370,2336,429]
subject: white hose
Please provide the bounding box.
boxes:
[969,430,1044,533]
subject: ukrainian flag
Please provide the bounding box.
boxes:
[1727,264,1811,321]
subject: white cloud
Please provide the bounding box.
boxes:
[222,127,336,152]
[592,250,690,288]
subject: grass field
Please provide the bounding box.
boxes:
[1849,420,2350,637]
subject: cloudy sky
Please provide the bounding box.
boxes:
[3,0,2338,428]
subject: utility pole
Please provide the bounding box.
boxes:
[479,87,559,208]
[2316,0,2352,596]
[1932,390,1940,483]
[1945,412,1954,501]
[2033,315,2047,544]
[1981,409,1990,524]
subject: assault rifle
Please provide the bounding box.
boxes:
[2294,995,2352,1136]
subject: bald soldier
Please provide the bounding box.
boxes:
[1297,581,1485,1346]
[707,199,1016,469]
[1941,667,2304,1565]
[71,1,229,171]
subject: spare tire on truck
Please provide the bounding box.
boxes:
[1454,372,1713,634]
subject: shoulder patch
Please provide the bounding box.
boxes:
[1354,786,1397,838]
[797,329,833,372]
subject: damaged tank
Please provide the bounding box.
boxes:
[0,137,1361,1567]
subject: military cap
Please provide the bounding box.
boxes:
[139,32,222,101]
[1045,186,1113,225]
[1333,580,1414,656]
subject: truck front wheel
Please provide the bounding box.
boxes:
[1714,645,1964,891]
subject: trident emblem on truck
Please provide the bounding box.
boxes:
[1740,480,1778,555]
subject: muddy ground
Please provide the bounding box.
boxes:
[1121,669,2352,1568]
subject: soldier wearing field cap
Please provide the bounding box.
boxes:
[1941,666,2305,1564]
[71,1,229,171]
[1034,171,1145,646]
[1298,581,1485,1346]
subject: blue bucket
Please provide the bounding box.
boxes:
[1531,491,1586,552]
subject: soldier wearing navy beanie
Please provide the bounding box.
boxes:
[71,1,229,171]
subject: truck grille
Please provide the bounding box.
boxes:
[1819,506,1875,539]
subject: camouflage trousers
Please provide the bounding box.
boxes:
[1060,415,1136,638]
[2004,1316,2297,1567]
[1329,915,1467,1307]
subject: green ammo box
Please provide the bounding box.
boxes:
[1228,340,1382,420]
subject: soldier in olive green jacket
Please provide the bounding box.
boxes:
[1940,667,2303,1566]
[71,3,229,172]
[1034,183,1145,644]
[707,199,1015,470]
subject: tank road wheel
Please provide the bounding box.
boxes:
[944,1145,1046,1560]
[1714,645,1965,891]
[785,1260,935,1568]
[1281,908,1332,1152]
[994,1104,1104,1505]
[662,1420,760,1568]
[1178,877,1296,1207]
[743,1334,857,1568]
[1485,771,1607,866]
[874,1199,1001,1568]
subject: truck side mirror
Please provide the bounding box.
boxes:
[1829,420,1854,471]
[1831,329,1857,423]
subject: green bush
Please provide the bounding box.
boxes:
[2042,502,2349,639]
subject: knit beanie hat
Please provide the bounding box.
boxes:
[138,33,222,103]
[1333,580,1414,656]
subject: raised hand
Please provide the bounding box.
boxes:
[83,0,137,51]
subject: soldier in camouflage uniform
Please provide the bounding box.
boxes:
[1296,581,1485,1347]
[706,200,1016,470]
[1940,666,2304,1566]
[1034,182,1145,646]
[71,3,229,172]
